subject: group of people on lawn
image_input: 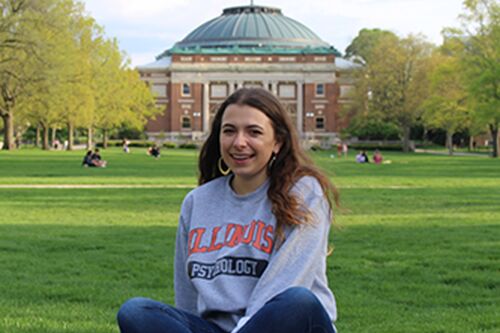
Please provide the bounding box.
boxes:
[82,149,107,168]
[82,143,161,168]
[356,149,384,164]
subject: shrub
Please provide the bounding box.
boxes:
[178,142,198,149]
[349,142,403,151]
[162,142,177,149]
[344,118,400,140]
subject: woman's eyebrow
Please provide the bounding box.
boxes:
[247,124,264,130]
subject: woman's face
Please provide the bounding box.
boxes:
[220,103,281,187]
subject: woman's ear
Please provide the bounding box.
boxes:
[273,141,282,155]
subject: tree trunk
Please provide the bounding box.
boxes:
[35,126,40,148]
[402,126,411,153]
[86,127,93,149]
[103,129,108,149]
[1,113,15,150]
[51,127,57,147]
[42,125,50,150]
[446,130,454,156]
[67,122,74,151]
[15,126,22,148]
[468,136,474,152]
[490,124,498,158]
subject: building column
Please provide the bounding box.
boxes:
[228,81,235,94]
[263,80,270,91]
[297,81,304,135]
[237,81,243,89]
[271,81,278,96]
[203,82,210,133]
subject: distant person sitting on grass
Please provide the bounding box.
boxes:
[355,150,370,163]
[147,144,160,159]
[84,148,107,167]
[361,150,370,163]
[373,149,383,164]
[117,88,339,333]
[356,151,366,163]
[122,138,130,153]
[82,150,95,167]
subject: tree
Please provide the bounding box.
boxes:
[345,28,398,63]
[92,39,132,148]
[347,33,434,151]
[446,0,500,157]
[14,0,93,150]
[92,40,160,149]
[422,50,470,155]
[61,12,100,150]
[0,0,40,149]
[121,68,160,133]
[0,0,74,150]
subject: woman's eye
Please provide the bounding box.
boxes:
[250,130,262,136]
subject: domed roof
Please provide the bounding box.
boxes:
[161,5,339,56]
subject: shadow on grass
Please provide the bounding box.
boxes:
[0,222,498,333]
[331,223,499,332]
[0,224,177,333]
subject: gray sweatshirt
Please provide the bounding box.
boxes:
[174,175,337,332]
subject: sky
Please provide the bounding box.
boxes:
[81,0,466,67]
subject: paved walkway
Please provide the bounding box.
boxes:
[414,149,489,157]
[0,184,419,189]
[0,184,195,189]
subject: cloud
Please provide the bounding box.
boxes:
[83,0,190,21]
[81,0,465,66]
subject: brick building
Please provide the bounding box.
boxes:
[137,4,358,144]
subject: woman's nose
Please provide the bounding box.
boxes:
[232,132,247,148]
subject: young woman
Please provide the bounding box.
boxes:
[117,88,338,333]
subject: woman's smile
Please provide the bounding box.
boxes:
[220,104,281,194]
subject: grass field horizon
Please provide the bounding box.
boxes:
[0,148,499,332]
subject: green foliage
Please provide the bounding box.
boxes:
[347,32,434,151]
[163,142,177,149]
[444,0,500,156]
[112,127,147,141]
[344,118,400,140]
[178,142,199,149]
[0,0,160,150]
[344,28,398,63]
[421,45,472,155]
[0,149,499,332]
[348,143,404,151]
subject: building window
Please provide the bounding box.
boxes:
[340,85,353,98]
[211,84,227,98]
[151,84,167,98]
[243,81,263,88]
[182,83,191,96]
[181,116,191,129]
[315,117,325,130]
[315,83,325,96]
[278,84,295,98]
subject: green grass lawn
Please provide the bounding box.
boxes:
[0,148,499,332]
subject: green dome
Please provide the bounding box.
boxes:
[162,5,339,56]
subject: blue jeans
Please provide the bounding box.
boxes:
[117,287,337,333]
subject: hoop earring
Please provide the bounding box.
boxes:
[268,152,277,171]
[218,157,231,176]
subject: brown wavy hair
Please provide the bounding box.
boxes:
[198,88,339,242]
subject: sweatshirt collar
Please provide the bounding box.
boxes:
[225,175,270,202]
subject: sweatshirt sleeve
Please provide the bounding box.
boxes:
[231,177,332,333]
[174,197,199,314]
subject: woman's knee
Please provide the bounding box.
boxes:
[117,297,153,326]
[278,287,323,313]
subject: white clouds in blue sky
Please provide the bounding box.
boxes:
[82,0,465,67]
